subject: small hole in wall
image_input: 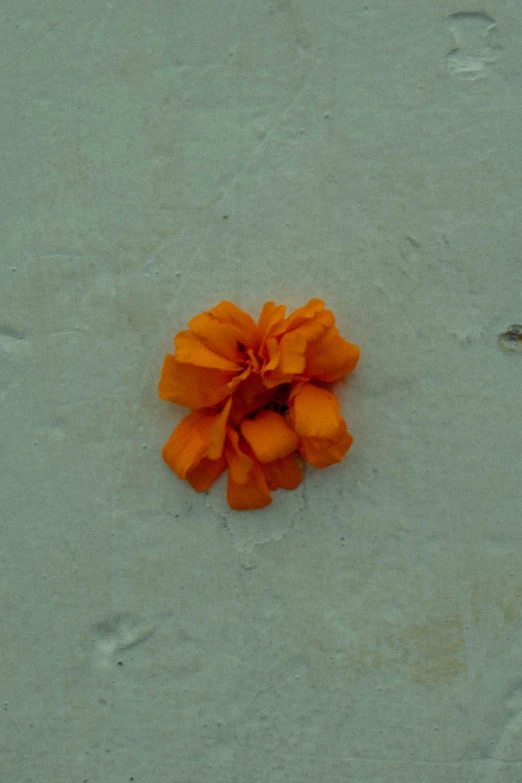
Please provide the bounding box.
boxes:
[498,324,522,352]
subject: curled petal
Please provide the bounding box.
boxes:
[223,429,274,509]
[260,301,343,386]
[262,454,302,490]
[258,301,286,341]
[174,331,240,371]
[289,382,342,439]
[162,399,231,479]
[275,298,327,336]
[240,410,299,464]
[163,412,213,480]
[228,373,278,424]
[299,422,354,468]
[285,309,334,343]
[159,354,234,409]
[278,331,308,375]
[206,398,232,459]
[188,301,261,361]
[224,429,253,485]
[263,337,281,372]
[187,456,227,491]
[226,458,272,510]
[260,337,300,388]
[305,328,360,382]
[289,382,354,467]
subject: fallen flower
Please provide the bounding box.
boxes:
[159,299,359,510]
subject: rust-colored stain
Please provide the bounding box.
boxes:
[305,612,468,687]
[397,613,467,686]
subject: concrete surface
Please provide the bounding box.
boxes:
[1,1,522,781]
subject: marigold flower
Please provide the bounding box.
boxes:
[159,299,359,510]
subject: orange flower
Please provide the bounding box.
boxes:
[159,299,359,509]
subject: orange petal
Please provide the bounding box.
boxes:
[162,411,213,480]
[159,354,234,408]
[258,301,286,339]
[162,401,231,480]
[228,374,279,424]
[206,397,232,459]
[262,454,302,490]
[286,309,334,342]
[289,382,342,439]
[227,460,272,510]
[260,337,298,388]
[305,328,360,382]
[188,301,261,361]
[174,331,240,371]
[299,421,354,468]
[260,304,337,385]
[224,429,253,485]
[278,331,308,375]
[240,410,299,463]
[187,456,227,491]
[271,298,329,337]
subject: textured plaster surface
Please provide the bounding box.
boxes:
[1,1,522,781]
